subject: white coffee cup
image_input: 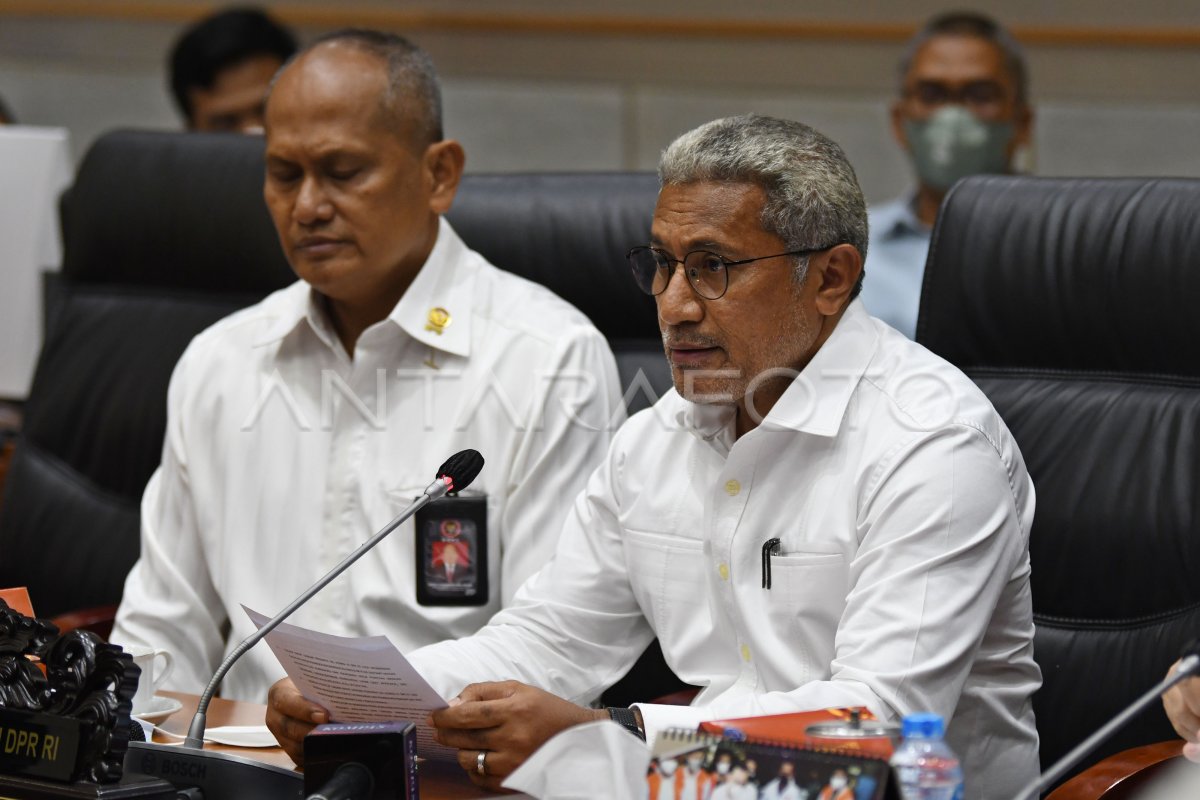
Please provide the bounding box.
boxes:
[126,645,174,714]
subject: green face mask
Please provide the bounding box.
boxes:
[903,105,1014,191]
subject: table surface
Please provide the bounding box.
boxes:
[157,691,515,799]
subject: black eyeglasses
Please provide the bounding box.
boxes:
[626,245,837,300]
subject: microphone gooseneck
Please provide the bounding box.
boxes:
[1014,639,1200,800]
[182,449,485,750]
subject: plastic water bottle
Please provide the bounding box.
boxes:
[889,713,964,800]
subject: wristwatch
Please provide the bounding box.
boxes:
[607,706,646,741]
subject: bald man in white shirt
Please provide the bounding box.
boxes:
[111,30,621,701]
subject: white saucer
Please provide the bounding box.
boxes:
[132,695,183,725]
[203,725,277,748]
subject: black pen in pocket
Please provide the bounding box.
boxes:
[761,537,781,589]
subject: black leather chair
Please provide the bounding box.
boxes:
[0,131,673,665]
[916,175,1200,785]
[0,131,289,620]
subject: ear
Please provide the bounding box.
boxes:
[813,243,863,316]
[424,139,465,215]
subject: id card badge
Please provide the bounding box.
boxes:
[415,492,488,606]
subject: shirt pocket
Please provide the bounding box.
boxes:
[765,546,848,678]
[622,528,706,643]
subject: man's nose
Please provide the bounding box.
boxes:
[656,266,704,326]
[293,177,332,225]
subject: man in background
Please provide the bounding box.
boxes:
[169,6,296,133]
[860,12,1033,338]
[113,30,621,701]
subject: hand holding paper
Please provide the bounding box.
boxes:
[246,607,458,763]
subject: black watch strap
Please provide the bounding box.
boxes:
[607,706,646,741]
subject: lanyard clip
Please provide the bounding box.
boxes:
[761,537,781,589]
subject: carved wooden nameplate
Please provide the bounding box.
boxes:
[0,598,173,797]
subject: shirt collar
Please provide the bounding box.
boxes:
[763,299,878,437]
[251,281,331,349]
[672,299,879,442]
[390,217,473,358]
[672,394,735,445]
[877,194,928,240]
[250,217,473,357]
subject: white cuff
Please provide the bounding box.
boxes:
[632,702,716,750]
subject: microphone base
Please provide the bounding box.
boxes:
[0,770,175,799]
[123,741,303,799]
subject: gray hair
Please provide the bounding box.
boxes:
[899,12,1029,106]
[295,28,443,145]
[658,114,868,298]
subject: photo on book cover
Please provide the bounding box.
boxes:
[647,739,894,800]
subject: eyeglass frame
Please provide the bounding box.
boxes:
[625,244,839,300]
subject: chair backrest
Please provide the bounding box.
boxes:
[917,175,1200,780]
[0,129,668,618]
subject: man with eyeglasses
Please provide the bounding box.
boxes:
[860,12,1034,338]
[268,114,1039,800]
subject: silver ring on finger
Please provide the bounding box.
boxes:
[476,750,488,776]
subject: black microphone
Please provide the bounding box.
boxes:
[304,721,417,800]
[306,763,373,800]
[124,450,484,798]
[1015,638,1200,800]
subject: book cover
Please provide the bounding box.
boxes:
[651,709,899,800]
[700,707,894,759]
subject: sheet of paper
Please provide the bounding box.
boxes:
[244,606,457,761]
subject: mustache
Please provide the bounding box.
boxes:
[662,331,722,349]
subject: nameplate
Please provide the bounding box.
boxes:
[0,706,83,781]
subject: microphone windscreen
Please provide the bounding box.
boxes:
[437,449,484,492]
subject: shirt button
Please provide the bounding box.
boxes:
[725,479,741,496]
[741,644,752,662]
[718,563,730,581]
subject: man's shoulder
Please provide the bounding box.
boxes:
[860,325,1006,444]
[181,281,305,363]
[466,249,605,348]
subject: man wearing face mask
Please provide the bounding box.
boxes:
[679,751,713,800]
[860,12,1033,338]
[816,768,854,800]
[647,758,679,800]
[761,762,804,800]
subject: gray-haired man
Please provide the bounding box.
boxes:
[269,114,1040,799]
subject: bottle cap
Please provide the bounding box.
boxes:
[901,712,945,739]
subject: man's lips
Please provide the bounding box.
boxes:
[667,343,721,367]
[294,236,348,256]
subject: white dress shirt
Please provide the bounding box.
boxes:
[408,299,1041,800]
[112,217,624,702]
[502,720,649,799]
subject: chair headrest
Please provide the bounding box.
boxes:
[61,129,294,293]
[917,175,1200,377]
[63,132,662,341]
[447,172,660,340]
